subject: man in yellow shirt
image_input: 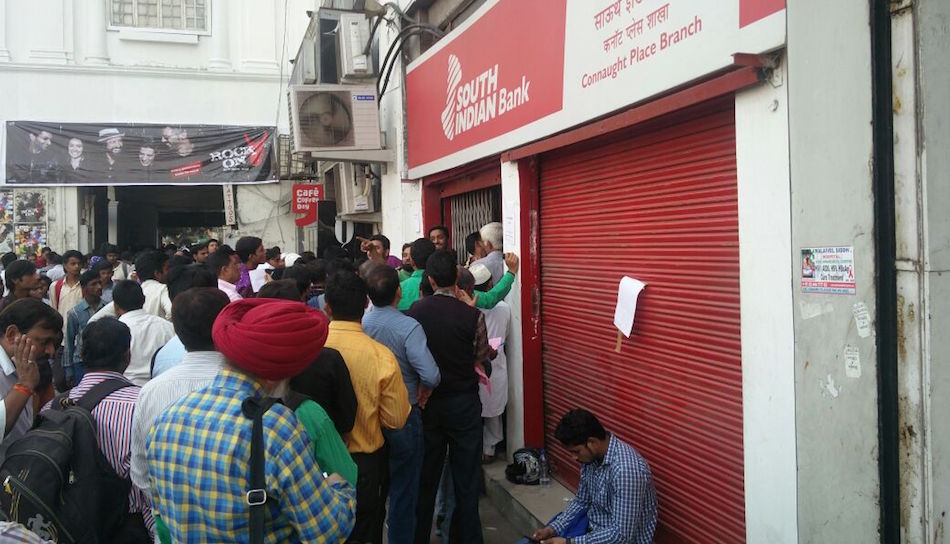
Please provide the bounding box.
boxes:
[324,270,410,544]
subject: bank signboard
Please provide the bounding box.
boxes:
[3,121,278,186]
[406,0,786,177]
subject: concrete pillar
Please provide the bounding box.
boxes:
[207,0,231,71]
[108,187,119,246]
[83,0,109,65]
[0,0,11,61]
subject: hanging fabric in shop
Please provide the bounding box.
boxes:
[3,121,278,186]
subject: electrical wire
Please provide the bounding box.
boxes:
[275,0,290,131]
[377,25,445,97]
[383,2,417,24]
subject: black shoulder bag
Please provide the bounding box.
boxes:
[241,397,278,544]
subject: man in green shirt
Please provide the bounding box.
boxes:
[470,253,520,310]
[397,238,436,311]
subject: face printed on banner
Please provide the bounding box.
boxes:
[139,145,156,167]
[67,138,83,159]
[162,127,184,147]
[162,127,194,157]
[29,131,52,154]
[105,136,123,155]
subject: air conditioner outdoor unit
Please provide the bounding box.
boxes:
[327,162,375,215]
[290,84,382,153]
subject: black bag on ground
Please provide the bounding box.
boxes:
[0,379,133,543]
[505,447,542,485]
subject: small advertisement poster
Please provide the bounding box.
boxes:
[0,189,49,256]
[292,183,324,226]
[801,246,856,295]
[14,190,46,224]
[15,225,46,257]
[0,224,13,254]
[0,190,13,253]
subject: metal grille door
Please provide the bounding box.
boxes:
[449,187,496,263]
[538,99,744,543]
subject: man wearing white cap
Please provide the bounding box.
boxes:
[98,128,125,180]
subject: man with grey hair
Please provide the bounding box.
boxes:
[471,221,505,285]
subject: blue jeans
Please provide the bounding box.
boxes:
[383,406,423,544]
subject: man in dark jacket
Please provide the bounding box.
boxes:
[407,250,493,544]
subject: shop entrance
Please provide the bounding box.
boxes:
[114,185,225,250]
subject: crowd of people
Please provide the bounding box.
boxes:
[0,220,657,543]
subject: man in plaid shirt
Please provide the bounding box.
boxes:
[146,298,356,542]
[531,409,658,544]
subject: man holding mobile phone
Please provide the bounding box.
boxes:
[527,409,657,544]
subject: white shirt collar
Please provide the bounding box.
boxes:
[0,346,14,376]
[120,308,147,320]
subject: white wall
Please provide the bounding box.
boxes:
[787,0,880,540]
[735,62,798,543]
[915,0,950,541]
[500,159,524,457]
[377,14,422,249]
[0,0,318,251]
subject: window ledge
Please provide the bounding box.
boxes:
[117,29,200,44]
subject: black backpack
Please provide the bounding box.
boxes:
[0,379,133,543]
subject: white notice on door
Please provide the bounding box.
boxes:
[613,276,646,338]
[502,200,516,251]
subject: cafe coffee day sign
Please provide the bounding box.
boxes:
[406,0,785,178]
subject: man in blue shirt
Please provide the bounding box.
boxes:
[362,264,440,544]
[96,260,114,303]
[63,269,104,386]
[531,409,658,544]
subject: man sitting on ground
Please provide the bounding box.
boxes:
[529,409,657,544]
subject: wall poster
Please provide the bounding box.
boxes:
[0,188,48,256]
[801,246,856,295]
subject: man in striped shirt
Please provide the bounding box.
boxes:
[44,316,153,539]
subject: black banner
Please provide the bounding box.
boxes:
[4,121,278,186]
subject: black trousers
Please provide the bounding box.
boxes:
[347,446,389,544]
[414,393,483,544]
[112,513,151,544]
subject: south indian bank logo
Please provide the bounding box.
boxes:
[440,54,532,141]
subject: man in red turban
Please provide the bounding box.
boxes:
[146,298,356,542]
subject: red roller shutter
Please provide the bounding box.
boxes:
[539,98,743,543]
